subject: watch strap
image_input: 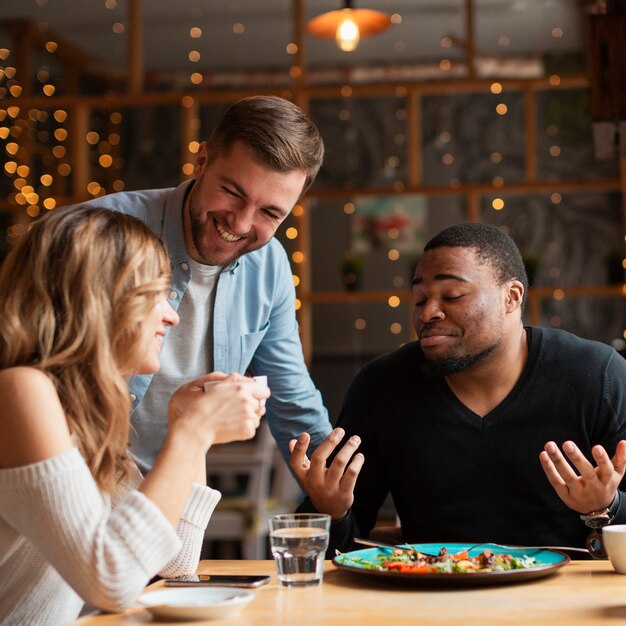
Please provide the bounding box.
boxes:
[580,492,620,528]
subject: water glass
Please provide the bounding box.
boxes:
[268,513,331,587]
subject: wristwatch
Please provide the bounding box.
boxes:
[580,493,620,529]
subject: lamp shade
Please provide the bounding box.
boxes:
[307,7,391,40]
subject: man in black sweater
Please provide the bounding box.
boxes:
[291,223,626,555]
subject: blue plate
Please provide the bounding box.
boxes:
[332,542,570,586]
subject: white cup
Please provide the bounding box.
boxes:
[202,375,268,406]
[602,525,626,574]
[252,375,268,407]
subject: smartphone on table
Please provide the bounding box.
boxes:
[164,574,271,588]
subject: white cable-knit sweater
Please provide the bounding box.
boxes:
[0,447,221,626]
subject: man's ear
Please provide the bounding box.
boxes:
[192,141,209,179]
[505,280,525,313]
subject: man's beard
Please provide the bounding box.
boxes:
[419,343,498,377]
[189,210,239,267]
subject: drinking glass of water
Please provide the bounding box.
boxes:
[268,513,331,587]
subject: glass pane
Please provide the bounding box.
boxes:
[422,91,525,186]
[301,195,466,293]
[312,300,414,357]
[310,299,415,417]
[310,96,407,190]
[117,106,181,189]
[535,89,619,181]
[481,191,623,288]
[538,296,626,346]
[475,0,582,60]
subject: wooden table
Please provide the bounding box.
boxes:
[72,559,626,625]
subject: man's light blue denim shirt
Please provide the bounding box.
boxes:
[79,181,331,464]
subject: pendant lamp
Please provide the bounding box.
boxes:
[306,0,392,52]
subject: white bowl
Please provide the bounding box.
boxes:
[138,586,254,621]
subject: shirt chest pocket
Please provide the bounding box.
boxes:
[238,322,270,372]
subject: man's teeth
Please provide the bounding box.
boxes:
[216,222,243,242]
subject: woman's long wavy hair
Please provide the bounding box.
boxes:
[0,206,171,495]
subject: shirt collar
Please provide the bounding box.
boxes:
[162,179,194,266]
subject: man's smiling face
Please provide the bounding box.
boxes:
[184,140,306,266]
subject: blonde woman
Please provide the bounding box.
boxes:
[0,206,269,625]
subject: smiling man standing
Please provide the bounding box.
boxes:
[75,96,331,474]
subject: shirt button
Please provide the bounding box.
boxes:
[181,262,189,271]
[169,291,178,300]
[130,394,137,402]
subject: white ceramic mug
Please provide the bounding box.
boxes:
[203,375,268,407]
[252,375,268,407]
[602,525,626,574]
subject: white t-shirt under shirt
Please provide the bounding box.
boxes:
[131,259,222,473]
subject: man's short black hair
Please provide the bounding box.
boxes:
[424,223,528,307]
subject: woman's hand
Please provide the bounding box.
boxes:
[167,372,270,451]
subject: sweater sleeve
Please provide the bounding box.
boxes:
[158,482,222,577]
[0,447,182,612]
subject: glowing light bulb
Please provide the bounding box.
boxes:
[336,12,360,51]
